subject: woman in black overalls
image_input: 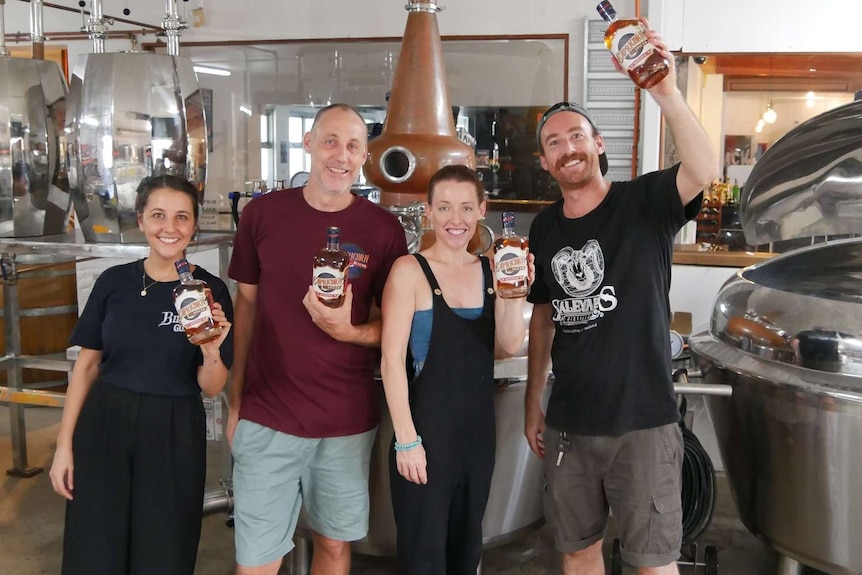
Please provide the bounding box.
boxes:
[381,165,531,574]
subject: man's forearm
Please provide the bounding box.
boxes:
[341,317,382,348]
[230,293,256,410]
[652,89,718,195]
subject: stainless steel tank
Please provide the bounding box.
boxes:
[67,52,206,243]
[0,7,71,237]
[68,0,206,243]
[357,371,547,556]
[689,99,862,575]
[296,307,547,561]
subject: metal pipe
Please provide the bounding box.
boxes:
[776,555,803,575]
[5,29,154,43]
[0,0,8,56]
[88,0,106,53]
[29,0,44,59]
[90,0,102,24]
[162,0,184,56]
[201,484,233,516]
[673,383,733,396]
[17,0,160,31]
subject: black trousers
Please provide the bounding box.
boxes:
[61,382,207,575]
[390,438,495,575]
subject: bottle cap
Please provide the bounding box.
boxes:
[174,258,190,274]
[596,1,616,20]
[502,211,515,228]
[327,226,341,242]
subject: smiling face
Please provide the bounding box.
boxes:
[137,187,197,265]
[303,106,368,198]
[427,179,486,251]
[539,111,605,189]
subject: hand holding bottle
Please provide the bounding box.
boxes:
[598,0,676,93]
[303,282,356,342]
[198,301,232,355]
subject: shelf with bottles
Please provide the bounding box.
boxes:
[465,106,561,202]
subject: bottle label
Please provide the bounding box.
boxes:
[494,247,528,283]
[610,23,656,73]
[313,266,346,300]
[174,289,214,331]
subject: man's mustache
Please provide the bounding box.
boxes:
[556,153,588,170]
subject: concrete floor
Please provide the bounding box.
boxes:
[0,404,824,575]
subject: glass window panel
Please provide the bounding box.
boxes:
[261,148,272,184]
[290,148,306,178]
[260,115,269,143]
[288,117,303,143]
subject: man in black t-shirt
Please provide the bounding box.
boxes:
[524,22,718,575]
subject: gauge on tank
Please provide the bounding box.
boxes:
[669,330,685,359]
[290,171,310,188]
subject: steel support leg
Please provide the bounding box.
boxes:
[4,257,42,478]
[777,555,803,575]
[287,535,310,575]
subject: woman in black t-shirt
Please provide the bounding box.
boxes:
[49,175,233,575]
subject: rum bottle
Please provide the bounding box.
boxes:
[596,0,669,90]
[312,226,350,308]
[493,212,529,299]
[173,258,222,345]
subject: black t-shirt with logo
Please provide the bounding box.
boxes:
[528,164,701,436]
[70,259,234,397]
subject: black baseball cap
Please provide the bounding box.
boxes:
[536,101,608,176]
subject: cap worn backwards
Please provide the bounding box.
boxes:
[536,101,609,176]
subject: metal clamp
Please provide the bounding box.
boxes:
[406,2,444,13]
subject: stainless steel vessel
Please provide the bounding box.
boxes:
[68,0,206,243]
[296,309,546,562]
[690,99,862,575]
[354,369,547,557]
[0,2,71,237]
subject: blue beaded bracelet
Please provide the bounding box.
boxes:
[394,435,422,452]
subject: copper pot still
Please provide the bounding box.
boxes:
[364,1,475,208]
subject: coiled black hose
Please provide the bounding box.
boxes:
[674,374,718,545]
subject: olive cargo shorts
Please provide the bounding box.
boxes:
[543,423,683,568]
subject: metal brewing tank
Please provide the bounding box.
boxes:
[68,0,205,243]
[67,53,206,243]
[689,99,862,575]
[0,15,71,236]
[295,307,547,561]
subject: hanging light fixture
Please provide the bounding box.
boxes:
[763,102,777,124]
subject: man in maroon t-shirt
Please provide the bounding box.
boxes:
[227,103,407,575]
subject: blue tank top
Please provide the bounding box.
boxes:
[409,274,485,374]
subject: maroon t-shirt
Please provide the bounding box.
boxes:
[229,188,407,438]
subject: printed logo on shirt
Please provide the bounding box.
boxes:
[158,311,186,333]
[549,240,618,331]
[342,243,369,279]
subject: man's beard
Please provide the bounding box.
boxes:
[550,152,595,188]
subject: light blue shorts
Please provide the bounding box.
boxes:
[231,419,378,567]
